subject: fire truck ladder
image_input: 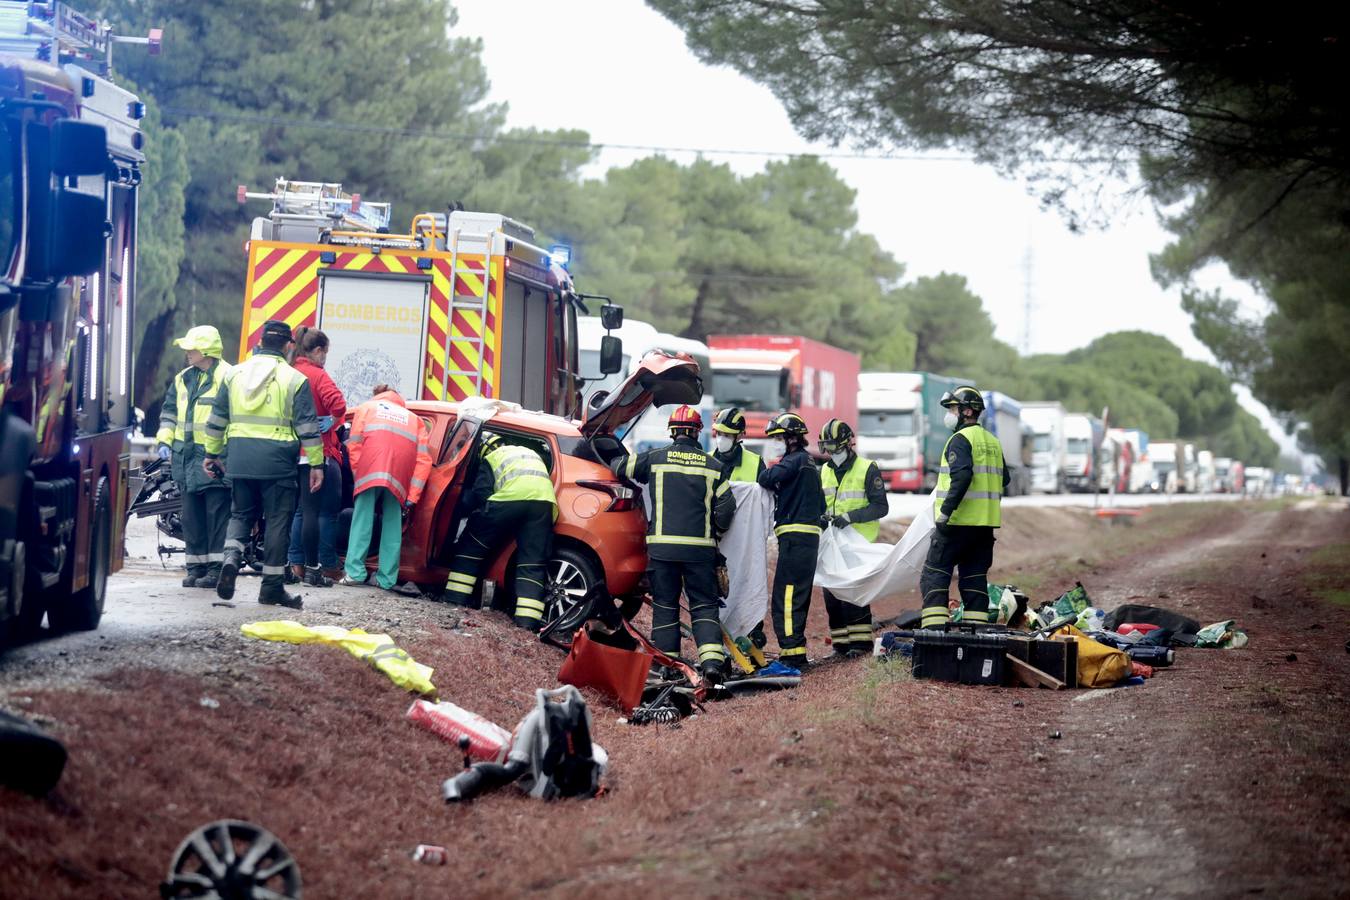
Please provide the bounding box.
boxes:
[237,178,391,233]
[441,227,493,400]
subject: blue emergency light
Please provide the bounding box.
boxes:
[548,244,571,268]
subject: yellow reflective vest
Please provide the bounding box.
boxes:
[157,359,233,448]
[486,444,558,518]
[823,454,880,542]
[724,445,763,483]
[204,352,322,471]
[934,425,1004,527]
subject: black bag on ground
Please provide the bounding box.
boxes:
[0,710,67,796]
[1103,604,1202,637]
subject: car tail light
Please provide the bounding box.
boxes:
[577,480,637,512]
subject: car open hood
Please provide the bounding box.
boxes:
[581,351,702,438]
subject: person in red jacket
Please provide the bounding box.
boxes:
[286,327,347,586]
[340,385,432,593]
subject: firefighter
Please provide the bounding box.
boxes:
[443,432,557,632]
[340,385,431,594]
[756,412,825,674]
[919,386,1010,629]
[155,326,233,589]
[611,406,736,683]
[204,319,324,610]
[818,418,888,657]
[711,407,764,484]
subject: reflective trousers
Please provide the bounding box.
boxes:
[647,556,724,668]
[919,525,995,628]
[225,477,297,590]
[344,486,403,590]
[771,533,818,665]
[445,500,553,623]
[823,588,872,655]
[182,487,229,579]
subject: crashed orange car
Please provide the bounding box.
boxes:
[342,351,702,623]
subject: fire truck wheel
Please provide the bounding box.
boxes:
[49,478,110,633]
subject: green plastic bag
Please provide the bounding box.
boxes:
[1195,620,1249,649]
[1053,582,1091,619]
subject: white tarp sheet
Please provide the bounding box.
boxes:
[815,499,936,607]
[718,482,775,638]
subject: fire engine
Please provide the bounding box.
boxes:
[237,179,616,416]
[0,1,159,641]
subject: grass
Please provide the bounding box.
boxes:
[1301,540,1350,607]
[857,656,911,724]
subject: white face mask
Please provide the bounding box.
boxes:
[768,439,788,459]
[830,450,850,466]
[713,435,736,454]
[943,411,959,430]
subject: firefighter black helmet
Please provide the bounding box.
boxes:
[818,418,855,453]
[939,386,984,412]
[712,407,748,435]
[764,412,808,437]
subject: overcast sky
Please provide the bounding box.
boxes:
[452,1,1300,461]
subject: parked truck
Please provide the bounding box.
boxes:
[854,371,969,491]
[1062,414,1104,493]
[708,335,859,457]
[1179,443,1199,493]
[0,3,160,643]
[1148,442,1182,493]
[1021,402,1068,493]
[1197,450,1216,494]
[980,391,1031,496]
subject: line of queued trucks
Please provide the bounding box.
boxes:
[582,322,1287,497]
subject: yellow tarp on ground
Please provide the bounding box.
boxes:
[1053,624,1132,688]
[242,620,436,696]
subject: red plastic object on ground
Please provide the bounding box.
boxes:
[406,700,511,763]
[558,627,653,713]
[1118,623,1161,636]
[1131,661,1156,678]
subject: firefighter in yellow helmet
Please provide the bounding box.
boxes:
[442,431,558,632]
[156,325,233,589]
[819,418,888,657]
[203,320,324,609]
[919,387,1010,629]
[612,405,736,684]
[710,407,765,484]
[756,412,825,674]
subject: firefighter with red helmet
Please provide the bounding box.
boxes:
[756,412,825,674]
[612,405,737,683]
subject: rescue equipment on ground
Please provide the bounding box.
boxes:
[442,686,607,803]
[557,624,653,714]
[1052,625,1132,688]
[240,621,436,695]
[406,699,512,763]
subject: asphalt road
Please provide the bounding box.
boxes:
[885,488,1248,520]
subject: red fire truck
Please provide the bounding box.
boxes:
[0,2,159,642]
[236,179,611,417]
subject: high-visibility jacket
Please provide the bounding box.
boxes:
[613,436,736,561]
[158,359,233,493]
[823,453,881,542]
[715,444,764,484]
[935,425,1005,526]
[204,349,322,480]
[485,443,557,517]
[347,391,433,506]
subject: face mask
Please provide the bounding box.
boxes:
[830,450,850,466]
[943,412,959,430]
[768,439,787,459]
[713,435,735,453]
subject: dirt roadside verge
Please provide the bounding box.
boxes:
[1,500,1346,898]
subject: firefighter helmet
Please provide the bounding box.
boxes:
[712,407,747,435]
[668,405,703,434]
[480,432,502,455]
[939,386,985,412]
[818,418,855,454]
[764,412,808,437]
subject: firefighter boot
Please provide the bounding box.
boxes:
[216,554,240,601]
[258,582,304,610]
[194,568,219,589]
[513,615,543,634]
[182,571,203,588]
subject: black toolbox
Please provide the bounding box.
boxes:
[912,630,1009,685]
